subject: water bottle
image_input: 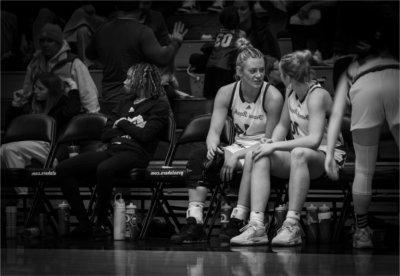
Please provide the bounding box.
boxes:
[6,205,17,239]
[273,204,288,234]
[113,193,126,240]
[125,203,139,240]
[58,201,70,236]
[306,204,319,243]
[220,202,232,229]
[318,204,332,243]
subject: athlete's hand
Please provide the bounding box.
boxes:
[220,151,237,183]
[206,142,223,161]
[252,143,275,162]
[171,22,188,43]
[324,152,339,180]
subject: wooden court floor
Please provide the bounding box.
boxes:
[1,237,399,275]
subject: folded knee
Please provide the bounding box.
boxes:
[290,147,308,164]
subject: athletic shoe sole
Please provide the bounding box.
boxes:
[230,237,269,246]
[271,236,302,247]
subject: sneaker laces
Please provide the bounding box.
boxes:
[239,222,257,233]
[277,221,297,235]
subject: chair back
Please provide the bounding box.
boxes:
[3,114,56,144]
[57,113,107,144]
[176,114,233,145]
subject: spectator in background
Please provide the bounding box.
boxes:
[63,5,106,68]
[15,23,100,114]
[233,0,281,59]
[178,0,226,14]
[86,1,187,116]
[56,63,171,238]
[203,6,245,99]
[1,73,81,181]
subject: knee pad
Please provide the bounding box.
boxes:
[352,143,378,196]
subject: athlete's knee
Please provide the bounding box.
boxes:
[290,147,308,165]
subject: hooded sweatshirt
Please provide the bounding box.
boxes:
[22,40,100,113]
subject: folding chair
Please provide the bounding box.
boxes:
[1,114,57,231]
[51,113,108,220]
[165,113,235,239]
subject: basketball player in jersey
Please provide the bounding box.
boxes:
[325,23,399,248]
[230,50,345,246]
[171,38,283,243]
[203,6,245,99]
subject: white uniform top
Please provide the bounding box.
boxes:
[229,80,270,147]
[287,82,346,164]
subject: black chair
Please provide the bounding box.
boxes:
[87,113,177,239]
[25,113,108,233]
[1,114,57,230]
[164,113,235,239]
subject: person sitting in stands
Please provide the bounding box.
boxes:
[56,63,171,238]
[14,23,100,114]
[1,73,81,193]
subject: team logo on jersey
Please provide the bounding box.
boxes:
[246,105,251,110]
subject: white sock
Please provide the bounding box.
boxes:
[231,205,250,221]
[187,202,205,224]
[249,211,264,226]
[286,210,301,224]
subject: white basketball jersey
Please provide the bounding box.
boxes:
[287,82,344,153]
[230,81,270,147]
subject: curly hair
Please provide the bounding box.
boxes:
[125,63,165,99]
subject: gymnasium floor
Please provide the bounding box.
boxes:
[2,236,399,275]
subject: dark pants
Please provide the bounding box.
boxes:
[186,144,226,189]
[56,147,148,227]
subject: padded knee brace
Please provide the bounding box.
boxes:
[352,143,378,196]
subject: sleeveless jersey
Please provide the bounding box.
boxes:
[230,80,270,147]
[207,28,241,71]
[287,82,344,155]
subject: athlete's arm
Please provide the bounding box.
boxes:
[206,84,232,160]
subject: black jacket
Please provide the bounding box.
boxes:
[101,95,171,159]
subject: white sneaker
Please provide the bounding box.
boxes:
[353,226,373,249]
[207,0,224,12]
[178,0,199,13]
[271,220,303,246]
[230,221,269,245]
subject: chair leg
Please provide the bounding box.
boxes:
[24,187,41,228]
[42,194,58,234]
[139,182,162,240]
[203,184,220,228]
[88,185,97,223]
[207,190,225,240]
[333,186,353,242]
[161,197,181,232]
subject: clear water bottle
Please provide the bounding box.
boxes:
[58,201,70,236]
[220,202,232,229]
[318,204,332,244]
[125,203,139,240]
[306,204,319,243]
[113,193,126,240]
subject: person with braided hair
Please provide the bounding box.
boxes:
[56,63,171,238]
